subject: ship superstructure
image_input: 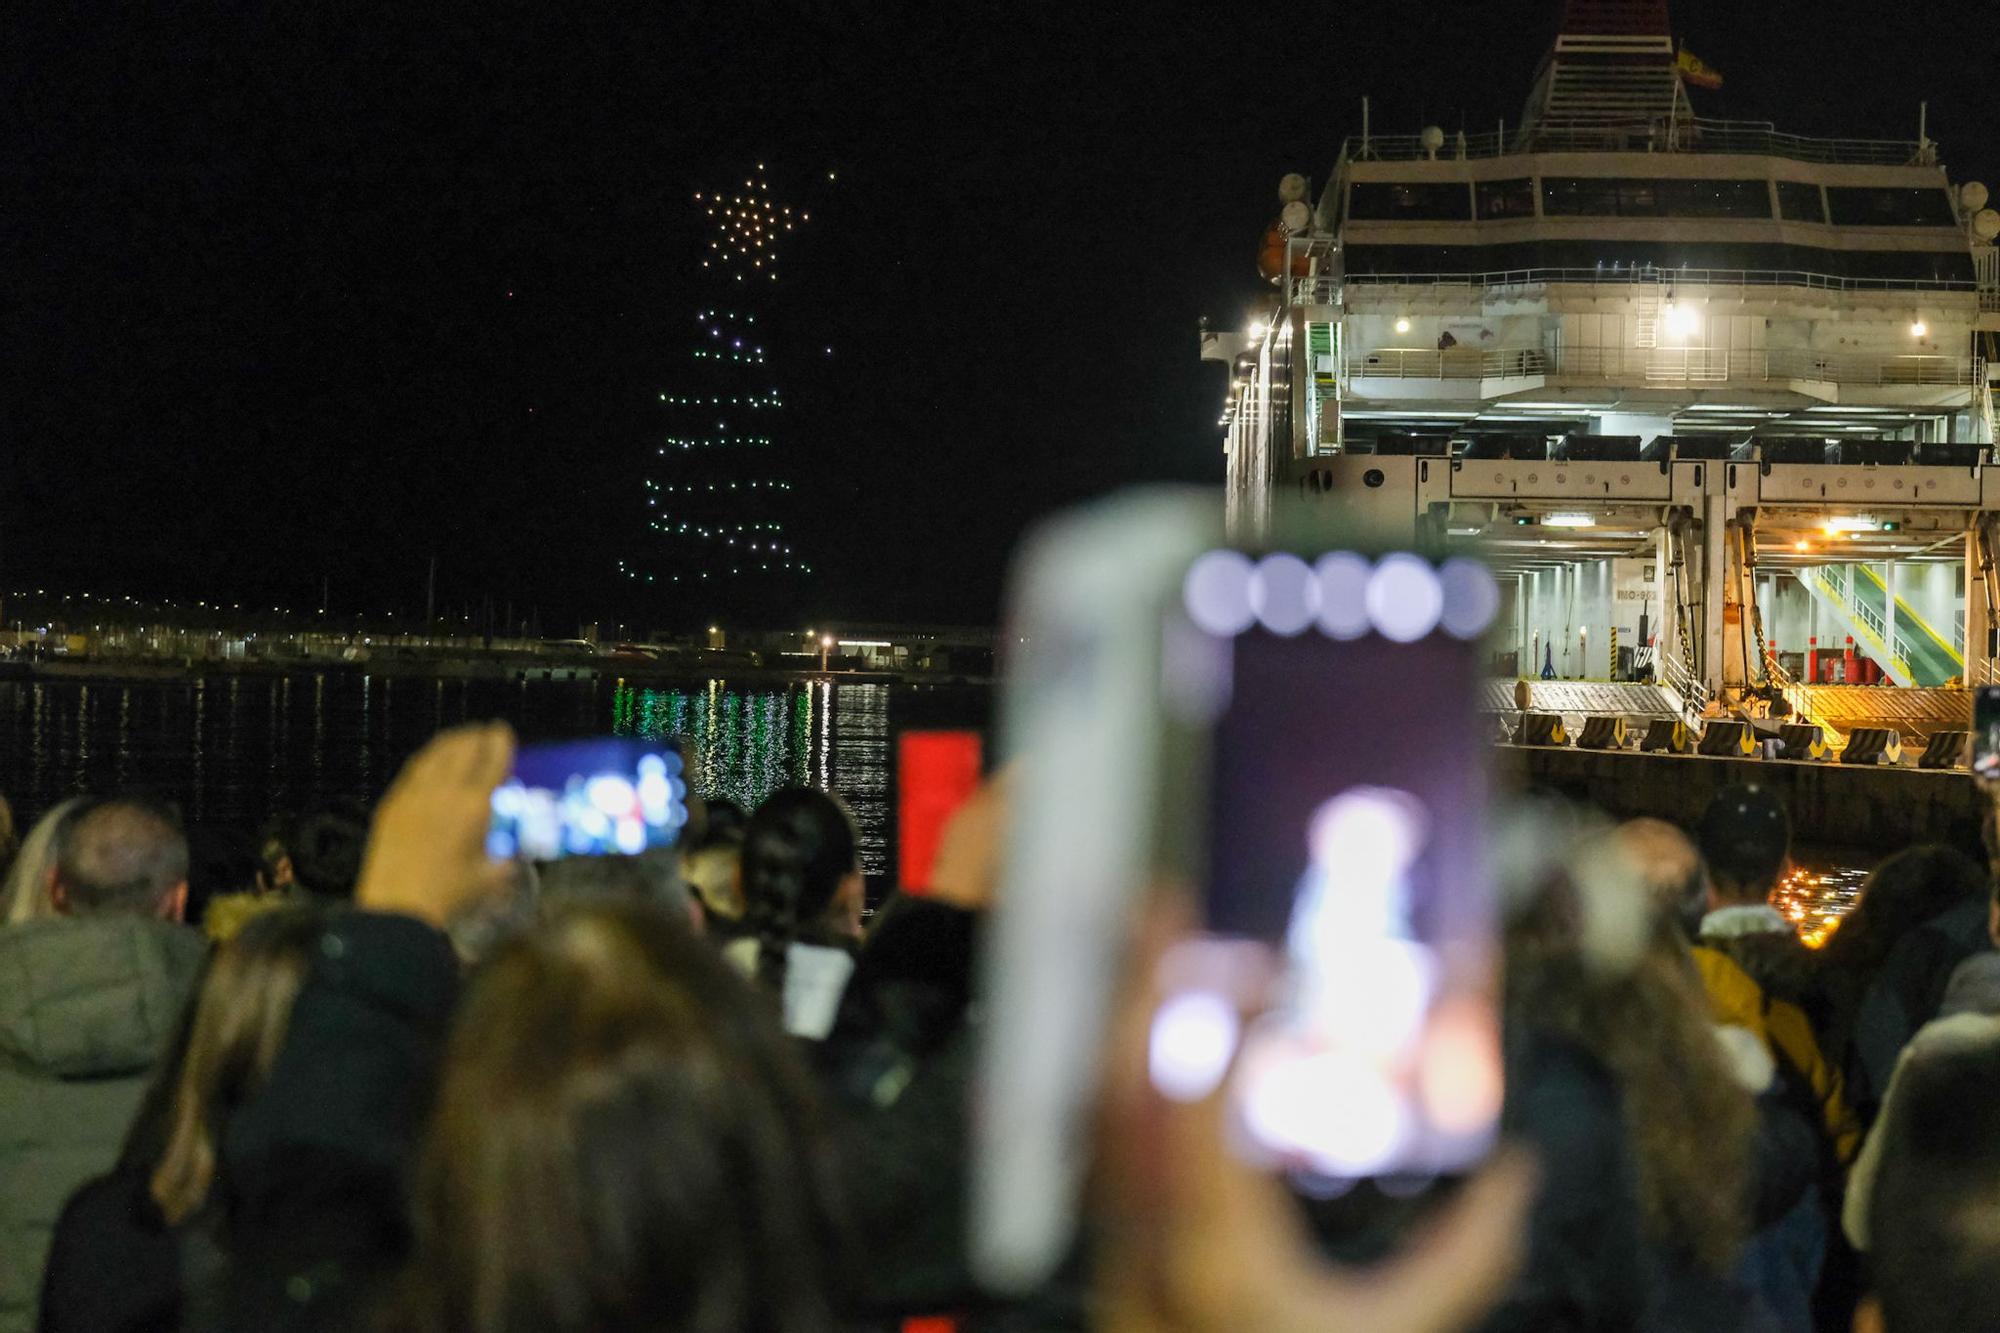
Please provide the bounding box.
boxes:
[1207,0,2000,725]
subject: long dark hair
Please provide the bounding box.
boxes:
[398,902,847,1333]
[741,788,859,995]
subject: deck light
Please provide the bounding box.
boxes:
[1395,317,1412,334]
[1543,514,1596,528]
[1910,319,1928,337]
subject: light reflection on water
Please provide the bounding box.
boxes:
[0,674,985,892]
[612,680,893,876]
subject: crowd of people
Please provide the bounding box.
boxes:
[1,723,1998,1332]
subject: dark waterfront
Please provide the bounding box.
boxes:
[0,673,990,895]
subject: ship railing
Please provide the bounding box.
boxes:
[1345,344,1978,387]
[1331,267,1976,298]
[1340,116,1924,167]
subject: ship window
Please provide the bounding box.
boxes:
[1541,178,1771,218]
[1825,186,1958,226]
[1776,180,1826,223]
[1476,178,1537,220]
[1348,181,1473,221]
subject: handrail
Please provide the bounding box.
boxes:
[1805,566,1915,683]
[1312,266,1977,297]
[1345,344,1978,387]
[1340,115,1926,166]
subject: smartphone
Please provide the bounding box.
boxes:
[487,738,690,861]
[897,730,985,894]
[972,491,1502,1290]
[1976,686,2000,784]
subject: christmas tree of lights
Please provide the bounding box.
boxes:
[622,164,815,604]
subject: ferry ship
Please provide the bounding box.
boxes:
[1206,0,2000,760]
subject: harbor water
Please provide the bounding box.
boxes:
[0,674,991,898]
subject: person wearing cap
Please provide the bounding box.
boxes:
[1688,785,1861,1166]
[1694,784,1815,1005]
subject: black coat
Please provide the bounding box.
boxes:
[38,1168,180,1333]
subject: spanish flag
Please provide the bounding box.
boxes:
[1677,46,1723,90]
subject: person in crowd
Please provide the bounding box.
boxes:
[726,787,866,1039]
[288,798,370,900]
[1686,787,1861,1165]
[1853,1025,2000,1333]
[537,848,697,927]
[683,794,748,938]
[39,901,331,1332]
[184,823,263,938]
[816,780,1002,1321]
[0,797,205,1333]
[0,796,87,925]
[1816,844,1984,1096]
[1616,816,1708,938]
[1508,911,1765,1329]
[0,795,18,885]
[398,901,851,1333]
[256,814,297,895]
[1843,845,1995,1117]
[1694,785,1815,1004]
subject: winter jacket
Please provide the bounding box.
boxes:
[38,1165,182,1332]
[1843,993,2000,1250]
[1847,899,1990,1117]
[0,916,204,1333]
[1691,945,1862,1165]
[818,897,983,1318]
[192,909,458,1330]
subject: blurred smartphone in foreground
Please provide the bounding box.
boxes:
[898,730,985,894]
[487,738,689,861]
[973,491,1502,1291]
[1975,685,2000,784]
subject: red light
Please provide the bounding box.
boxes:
[897,730,983,894]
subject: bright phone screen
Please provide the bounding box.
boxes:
[1194,552,1501,1183]
[1975,686,2000,782]
[898,730,985,894]
[488,738,689,861]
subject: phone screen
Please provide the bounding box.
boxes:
[488,738,689,861]
[897,730,985,894]
[1976,686,2000,783]
[1188,550,1501,1183]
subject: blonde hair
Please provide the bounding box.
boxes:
[2,797,86,924]
[150,905,323,1224]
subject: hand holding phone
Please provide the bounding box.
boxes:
[357,722,518,927]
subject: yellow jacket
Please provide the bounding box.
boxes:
[1692,944,1862,1164]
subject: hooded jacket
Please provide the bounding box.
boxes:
[0,915,204,1333]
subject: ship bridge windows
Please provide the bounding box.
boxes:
[1476,178,1537,220]
[1348,181,1474,221]
[1776,180,1827,224]
[1824,186,1958,227]
[1541,177,1772,219]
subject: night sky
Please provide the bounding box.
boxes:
[10,3,1997,630]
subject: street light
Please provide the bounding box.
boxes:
[819,634,834,673]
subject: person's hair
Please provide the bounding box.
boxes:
[741,788,859,995]
[1616,817,1709,937]
[1509,926,1755,1273]
[1820,845,1988,977]
[1,796,87,924]
[54,797,190,915]
[1869,1037,2000,1333]
[256,812,295,890]
[399,903,846,1333]
[288,800,369,900]
[536,851,692,922]
[150,902,327,1224]
[1696,784,1791,900]
[0,794,18,884]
